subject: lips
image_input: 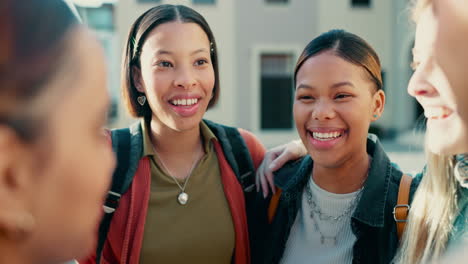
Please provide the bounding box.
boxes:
[424,106,453,119]
[306,128,347,149]
[167,95,201,117]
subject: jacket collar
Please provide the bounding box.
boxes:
[274,134,394,228]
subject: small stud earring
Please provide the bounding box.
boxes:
[137,95,146,106]
[373,114,378,118]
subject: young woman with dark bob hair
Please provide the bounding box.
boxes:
[0,0,115,263]
[254,29,419,264]
[81,4,265,264]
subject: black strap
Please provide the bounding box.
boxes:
[204,120,255,192]
[95,128,131,264]
[223,126,256,192]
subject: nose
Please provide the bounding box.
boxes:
[407,61,438,98]
[174,65,196,90]
[311,99,336,121]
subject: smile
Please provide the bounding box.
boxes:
[424,106,453,120]
[312,131,343,141]
[170,98,198,106]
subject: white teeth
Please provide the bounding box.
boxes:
[171,98,198,106]
[424,107,451,119]
[312,131,342,141]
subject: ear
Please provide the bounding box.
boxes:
[371,89,385,121]
[0,126,36,241]
[131,66,145,93]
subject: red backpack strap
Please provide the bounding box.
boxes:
[393,173,413,241]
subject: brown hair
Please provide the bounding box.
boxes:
[121,4,220,119]
[294,29,382,92]
[0,0,79,142]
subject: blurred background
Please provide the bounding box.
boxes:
[73,0,426,174]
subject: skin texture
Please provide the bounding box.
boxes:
[0,28,115,264]
[293,51,384,194]
[408,6,468,155]
[433,0,468,125]
[132,21,215,180]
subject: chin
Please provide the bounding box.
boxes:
[427,124,468,155]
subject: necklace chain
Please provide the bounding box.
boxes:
[151,144,202,205]
[151,153,199,192]
[305,178,364,245]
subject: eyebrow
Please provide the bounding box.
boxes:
[296,81,355,90]
[153,48,208,56]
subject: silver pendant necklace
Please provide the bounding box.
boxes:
[152,152,201,205]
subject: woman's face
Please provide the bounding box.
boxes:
[133,21,215,133]
[293,51,384,168]
[24,29,115,262]
[408,6,468,155]
[433,0,468,124]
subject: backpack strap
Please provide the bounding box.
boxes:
[393,173,413,241]
[96,122,143,264]
[203,119,256,192]
[268,189,282,223]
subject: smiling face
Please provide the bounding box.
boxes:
[293,50,384,168]
[408,6,468,155]
[433,0,468,123]
[133,21,215,133]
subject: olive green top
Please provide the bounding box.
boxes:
[139,121,235,264]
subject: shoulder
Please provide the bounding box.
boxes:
[274,156,311,190]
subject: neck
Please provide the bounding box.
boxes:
[312,151,370,194]
[149,118,202,155]
[148,118,204,179]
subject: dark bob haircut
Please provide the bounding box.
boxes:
[294,29,383,91]
[121,4,220,119]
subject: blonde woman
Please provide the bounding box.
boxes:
[432,0,468,125]
[394,0,468,263]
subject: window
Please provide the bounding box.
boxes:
[260,54,294,130]
[265,0,289,4]
[193,0,216,4]
[351,0,371,8]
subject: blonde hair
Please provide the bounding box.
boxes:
[395,1,463,263]
[395,152,458,263]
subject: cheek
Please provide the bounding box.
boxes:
[201,68,215,94]
[293,102,309,132]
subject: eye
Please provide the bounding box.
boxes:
[156,61,173,68]
[194,59,208,66]
[297,95,315,101]
[334,93,351,100]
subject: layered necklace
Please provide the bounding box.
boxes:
[305,157,370,245]
[151,147,203,206]
[305,178,364,245]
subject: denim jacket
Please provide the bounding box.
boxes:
[252,135,420,264]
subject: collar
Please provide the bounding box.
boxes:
[141,119,217,157]
[274,134,394,228]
